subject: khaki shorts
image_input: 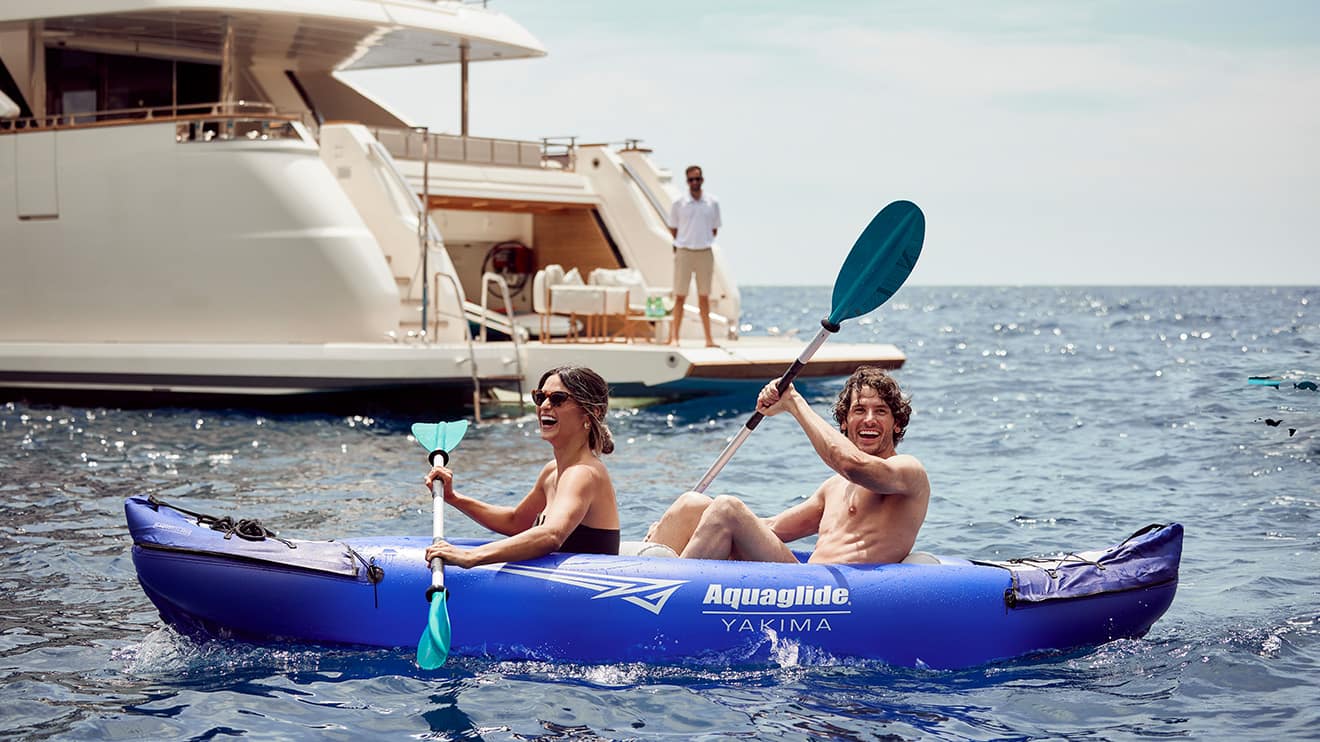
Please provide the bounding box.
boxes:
[673,247,714,296]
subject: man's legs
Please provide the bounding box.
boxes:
[683,495,798,562]
[670,249,693,345]
[645,491,709,552]
[668,294,686,345]
[697,295,714,347]
[693,249,716,347]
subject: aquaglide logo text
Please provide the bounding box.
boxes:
[702,583,849,610]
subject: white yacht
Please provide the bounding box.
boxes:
[0,0,905,412]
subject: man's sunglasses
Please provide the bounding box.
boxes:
[532,390,573,407]
[687,176,703,183]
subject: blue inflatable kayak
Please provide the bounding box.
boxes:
[125,495,1181,669]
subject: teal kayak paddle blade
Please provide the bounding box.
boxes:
[416,590,452,669]
[410,419,468,669]
[412,420,470,456]
[827,200,924,326]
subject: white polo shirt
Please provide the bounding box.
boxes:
[670,192,721,249]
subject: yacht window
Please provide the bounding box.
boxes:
[61,90,96,117]
[45,47,219,118]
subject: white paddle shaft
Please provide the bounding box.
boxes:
[692,324,835,493]
[429,461,446,590]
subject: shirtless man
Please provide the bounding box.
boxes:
[645,366,929,564]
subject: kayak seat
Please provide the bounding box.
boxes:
[901,551,941,565]
[619,540,679,558]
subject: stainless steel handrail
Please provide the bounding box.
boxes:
[432,271,484,422]
[479,272,528,343]
[418,126,431,335]
[480,271,527,411]
[620,158,673,229]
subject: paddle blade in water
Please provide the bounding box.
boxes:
[827,200,925,326]
[411,420,470,454]
[416,592,452,669]
[412,419,464,668]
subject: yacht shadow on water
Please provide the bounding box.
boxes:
[1,385,492,432]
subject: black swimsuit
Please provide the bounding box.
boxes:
[534,513,620,555]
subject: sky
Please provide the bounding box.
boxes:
[343,1,1320,286]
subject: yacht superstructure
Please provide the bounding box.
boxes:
[0,1,904,411]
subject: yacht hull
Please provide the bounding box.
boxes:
[0,338,905,408]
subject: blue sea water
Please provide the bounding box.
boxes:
[1,286,1317,740]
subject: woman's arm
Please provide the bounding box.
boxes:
[425,464,602,568]
[426,461,550,536]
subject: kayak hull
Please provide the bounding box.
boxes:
[126,496,1181,669]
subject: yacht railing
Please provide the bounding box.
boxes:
[0,100,316,142]
[366,129,661,176]
[541,136,578,170]
[369,126,547,169]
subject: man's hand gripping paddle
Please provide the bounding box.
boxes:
[692,200,925,493]
[412,419,470,669]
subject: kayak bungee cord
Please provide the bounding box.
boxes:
[146,493,293,546]
[143,493,386,603]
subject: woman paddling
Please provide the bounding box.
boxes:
[423,365,619,568]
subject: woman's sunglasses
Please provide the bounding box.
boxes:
[532,390,573,407]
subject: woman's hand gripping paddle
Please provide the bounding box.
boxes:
[692,200,925,493]
[412,419,470,669]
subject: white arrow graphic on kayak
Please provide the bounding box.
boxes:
[488,563,687,615]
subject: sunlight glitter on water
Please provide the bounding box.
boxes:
[1,286,1317,740]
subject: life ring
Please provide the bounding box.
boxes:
[481,241,535,300]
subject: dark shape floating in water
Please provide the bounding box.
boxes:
[1248,376,1319,391]
[1257,418,1301,436]
[125,496,1182,670]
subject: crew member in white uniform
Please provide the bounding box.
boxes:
[668,165,722,347]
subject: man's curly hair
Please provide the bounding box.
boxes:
[832,366,912,445]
